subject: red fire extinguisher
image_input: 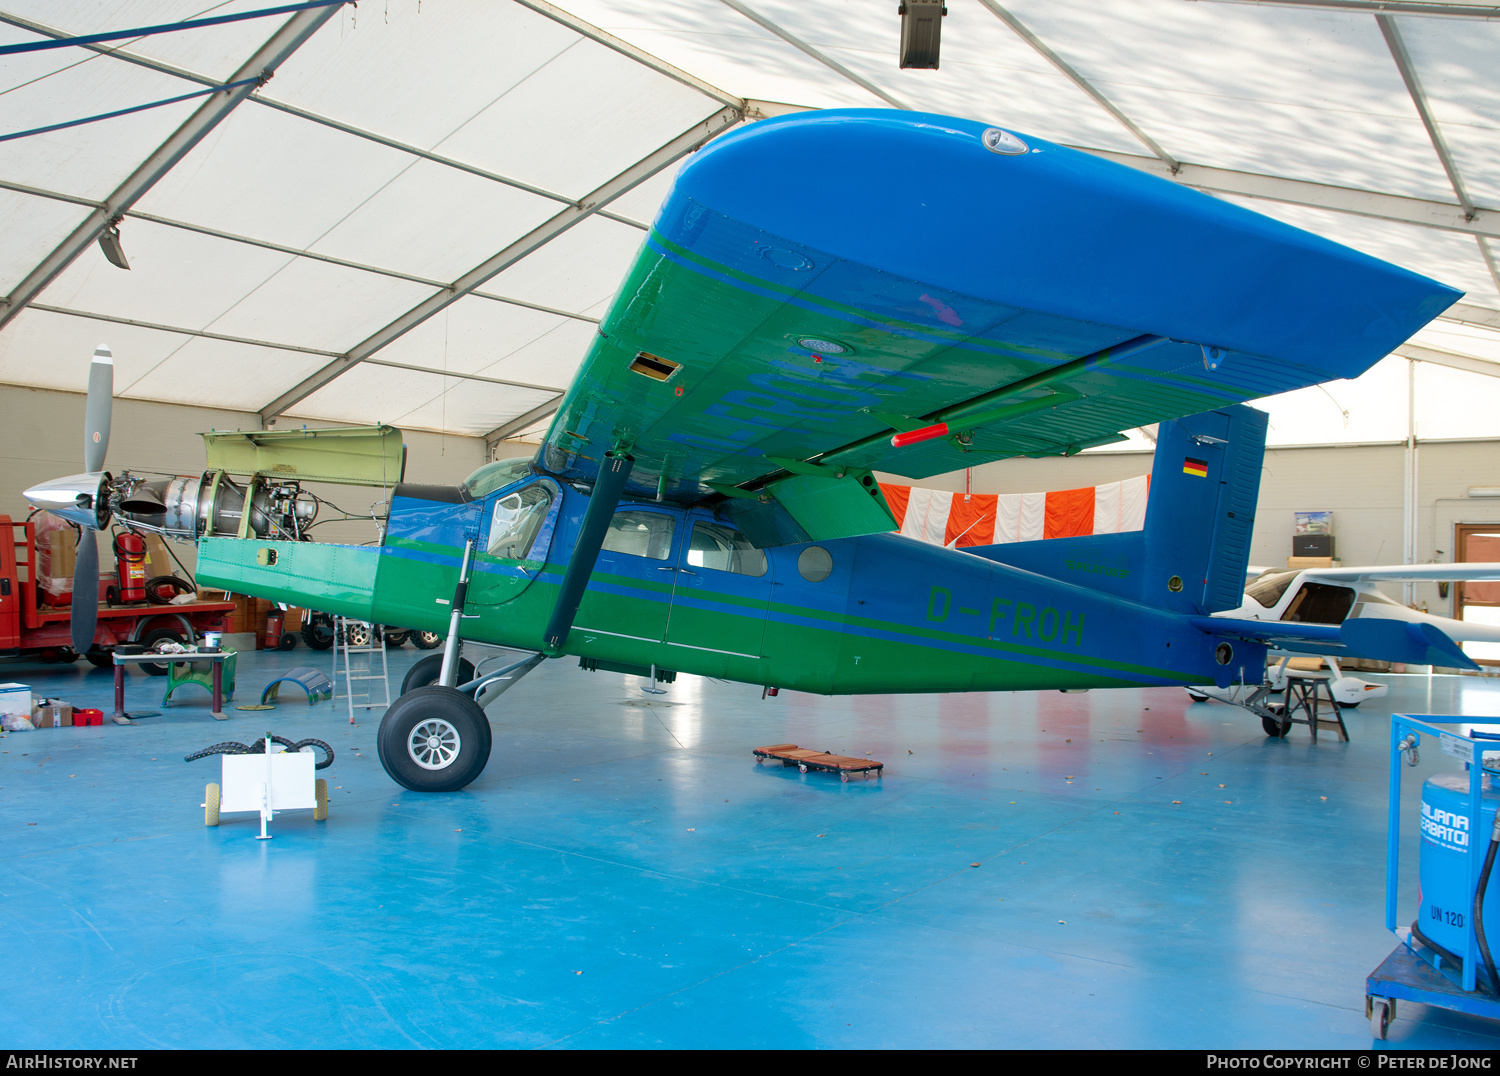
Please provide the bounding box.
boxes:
[266,608,284,650]
[113,532,147,604]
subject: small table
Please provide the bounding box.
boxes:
[112,647,236,723]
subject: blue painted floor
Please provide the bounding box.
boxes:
[4,646,1500,1049]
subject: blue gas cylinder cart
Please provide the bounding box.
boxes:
[1367,715,1500,1039]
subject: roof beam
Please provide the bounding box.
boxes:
[510,0,743,108]
[1395,342,1500,378]
[0,177,603,324]
[1081,148,1500,238]
[27,303,569,393]
[0,11,650,232]
[0,3,341,332]
[1442,302,1500,329]
[1190,1,1500,19]
[259,103,745,421]
[485,397,567,443]
[977,0,1181,172]
[1377,14,1475,218]
[716,0,910,110]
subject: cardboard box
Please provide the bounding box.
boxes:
[1287,556,1339,571]
[0,682,32,716]
[31,701,72,728]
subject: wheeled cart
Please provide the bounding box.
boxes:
[1366,715,1500,1039]
[754,744,883,781]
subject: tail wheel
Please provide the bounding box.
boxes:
[376,686,492,792]
[205,783,220,827]
[1262,714,1291,738]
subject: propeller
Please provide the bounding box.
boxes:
[70,344,114,653]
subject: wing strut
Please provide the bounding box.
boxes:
[543,454,635,654]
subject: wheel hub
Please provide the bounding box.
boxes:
[408,718,460,770]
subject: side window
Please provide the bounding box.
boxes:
[601,510,676,560]
[688,521,767,577]
[488,484,553,560]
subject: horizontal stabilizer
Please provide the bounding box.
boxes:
[1340,618,1480,671]
[1189,617,1341,648]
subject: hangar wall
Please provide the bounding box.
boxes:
[0,385,488,574]
[879,438,1500,616]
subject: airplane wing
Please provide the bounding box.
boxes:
[1301,564,1500,584]
[540,109,1459,543]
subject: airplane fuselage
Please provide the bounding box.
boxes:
[197,477,1261,695]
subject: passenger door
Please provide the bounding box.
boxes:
[573,507,682,647]
[663,516,772,670]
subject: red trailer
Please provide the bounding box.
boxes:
[0,515,234,673]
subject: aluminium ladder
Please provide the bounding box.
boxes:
[331,616,390,723]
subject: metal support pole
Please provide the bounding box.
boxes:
[1404,359,1417,607]
[438,539,475,687]
[543,454,635,653]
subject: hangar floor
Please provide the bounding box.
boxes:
[5,645,1500,1050]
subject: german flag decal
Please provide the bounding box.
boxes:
[1183,457,1209,477]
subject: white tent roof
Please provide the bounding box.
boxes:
[2,0,1498,448]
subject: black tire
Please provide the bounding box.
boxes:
[49,647,80,663]
[401,653,476,695]
[376,686,492,793]
[410,630,442,650]
[277,634,297,651]
[301,614,334,650]
[1187,692,1210,703]
[1335,700,1361,710]
[85,648,114,669]
[138,625,189,676]
[1262,714,1291,738]
[383,630,409,648]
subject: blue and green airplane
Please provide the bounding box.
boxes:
[38,110,1464,792]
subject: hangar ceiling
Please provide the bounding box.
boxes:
[2,0,1499,449]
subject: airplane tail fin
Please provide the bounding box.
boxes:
[1140,405,1268,615]
[966,404,1268,615]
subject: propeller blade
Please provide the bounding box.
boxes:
[84,345,112,473]
[70,533,99,655]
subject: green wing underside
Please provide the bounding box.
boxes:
[543,229,1309,509]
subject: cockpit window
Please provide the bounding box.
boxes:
[488,484,553,560]
[1281,582,1357,625]
[1245,570,1298,608]
[464,457,533,499]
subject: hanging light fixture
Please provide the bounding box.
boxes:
[898,1,947,69]
[97,223,130,270]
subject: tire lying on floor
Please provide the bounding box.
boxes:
[377,685,492,792]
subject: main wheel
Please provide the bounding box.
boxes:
[138,626,189,676]
[205,783,220,827]
[301,614,334,650]
[1335,700,1361,709]
[382,629,409,647]
[401,653,476,695]
[411,630,442,650]
[343,621,373,648]
[376,686,492,793]
[1187,692,1210,703]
